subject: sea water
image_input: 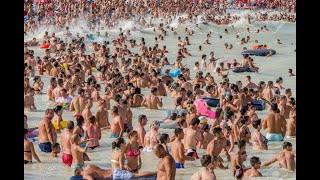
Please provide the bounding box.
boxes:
[24,9,296,180]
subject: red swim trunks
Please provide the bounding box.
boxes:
[73,114,82,118]
[62,153,73,167]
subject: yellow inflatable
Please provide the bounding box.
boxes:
[91,67,97,71]
[63,63,68,70]
[53,120,67,130]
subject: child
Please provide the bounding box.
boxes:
[24,88,36,111]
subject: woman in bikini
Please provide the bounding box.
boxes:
[33,76,44,95]
[84,116,101,150]
[251,119,268,150]
[238,116,252,146]
[125,130,142,173]
[24,129,41,164]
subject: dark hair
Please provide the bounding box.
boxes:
[283,142,292,149]
[112,106,119,114]
[52,143,60,149]
[177,120,186,127]
[67,121,74,130]
[53,105,63,113]
[250,156,260,166]
[212,127,222,136]
[252,119,261,129]
[238,140,246,149]
[76,115,84,126]
[151,87,157,94]
[271,103,278,112]
[78,88,85,95]
[159,133,169,143]
[24,128,28,135]
[89,116,96,124]
[112,138,125,149]
[200,155,216,167]
[138,114,146,122]
[202,124,210,132]
[174,128,183,136]
[190,118,200,126]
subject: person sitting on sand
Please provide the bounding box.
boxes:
[244,156,262,178]
[24,129,41,164]
[262,142,296,171]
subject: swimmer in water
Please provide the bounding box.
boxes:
[288,69,295,77]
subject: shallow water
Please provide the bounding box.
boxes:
[24,8,296,180]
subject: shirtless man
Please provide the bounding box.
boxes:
[262,142,296,171]
[162,69,174,84]
[38,109,56,153]
[110,106,124,138]
[263,81,274,102]
[186,105,199,126]
[52,78,64,101]
[133,114,148,147]
[262,103,286,141]
[206,127,229,169]
[184,118,203,159]
[171,128,195,169]
[77,164,157,180]
[82,99,93,129]
[287,108,296,138]
[244,156,262,178]
[61,121,74,167]
[70,134,91,171]
[47,77,57,101]
[70,88,88,118]
[95,99,110,129]
[154,144,176,180]
[141,87,163,109]
[244,76,258,89]
[191,155,221,180]
[231,140,247,177]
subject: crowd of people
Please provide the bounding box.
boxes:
[24,0,296,180]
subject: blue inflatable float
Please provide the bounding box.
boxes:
[252,100,266,111]
[241,49,276,56]
[24,15,29,20]
[160,69,181,78]
[87,34,95,40]
[232,67,254,73]
[202,98,220,107]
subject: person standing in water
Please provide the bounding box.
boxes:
[38,109,56,153]
[244,156,262,178]
[262,142,296,171]
[154,144,176,180]
[141,87,163,109]
[262,103,286,141]
[61,121,75,167]
[171,128,195,169]
[191,155,221,180]
[24,129,41,164]
[133,114,148,147]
